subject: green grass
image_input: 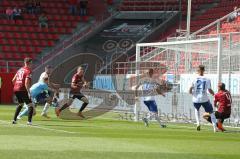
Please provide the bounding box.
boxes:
[0,105,240,159]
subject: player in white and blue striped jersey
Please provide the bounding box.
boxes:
[135,68,166,128]
[189,65,217,132]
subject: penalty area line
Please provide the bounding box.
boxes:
[0,119,78,134]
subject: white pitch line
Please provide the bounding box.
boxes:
[170,123,240,130]
[0,120,78,134]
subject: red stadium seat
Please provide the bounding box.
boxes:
[16,39,24,45]
[35,47,42,53]
[8,61,16,67]
[0,61,6,66]
[9,67,18,73]
[40,40,47,47]
[0,0,107,63]
[32,40,40,46]
[0,68,7,73]
[12,53,22,60]
[47,41,55,46]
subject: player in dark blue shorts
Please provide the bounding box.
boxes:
[135,68,167,128]
[189,65,217,132]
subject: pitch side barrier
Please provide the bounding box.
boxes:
[59,88,240,126]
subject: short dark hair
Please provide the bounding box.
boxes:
[198,65,205,71]
[45,65,52,69]
[219,82,226,91]
[43,76,49,81]
[24,57,32,64]
[148,68,154,74]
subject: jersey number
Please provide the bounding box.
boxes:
[225,93,232,104]
[196,80,206,90]
[16,70,24,81]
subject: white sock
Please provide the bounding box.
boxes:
[195,109,200,126]
[42,103,50,115]
[210,113,217,131]
[154,114,163,125]
[146,113,151,121]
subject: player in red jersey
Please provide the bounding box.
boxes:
[56,66,89,118]
[203,82,232,131]
[12,57,35,125]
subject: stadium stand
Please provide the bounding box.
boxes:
[120,0,240,41]
[2,0,240,74]
[208,14,240,34]
[126,0,240,64]
[0,0,110,73]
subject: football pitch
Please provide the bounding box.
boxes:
[0,105,240,159]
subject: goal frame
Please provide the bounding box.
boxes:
[134,37,223,121]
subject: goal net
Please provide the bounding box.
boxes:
[58,35,240,127]
[133,37,239,126]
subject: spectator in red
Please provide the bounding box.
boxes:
[69,0,78,15]
[6,7,13,20]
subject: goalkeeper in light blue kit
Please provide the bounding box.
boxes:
[17,76,57,119]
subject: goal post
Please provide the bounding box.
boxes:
[134,37,223,121]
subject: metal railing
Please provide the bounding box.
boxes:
[0,60,23,73]
[98,11,179,74]
[191,8,240,36]
[33,11,119,71]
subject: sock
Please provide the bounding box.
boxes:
[195,109,200,126]
[154,114,163,125]
[13,104,23,121]
[79,102,88,112]
[52,97,58,103]
[42,103,50,115]
[146,113,151,121]
[51,97,58,107]
[217,120,223,128]
[59,103,70,112]
[28,106,34,123]
[210,113,217,130]
[19,107,29,118]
